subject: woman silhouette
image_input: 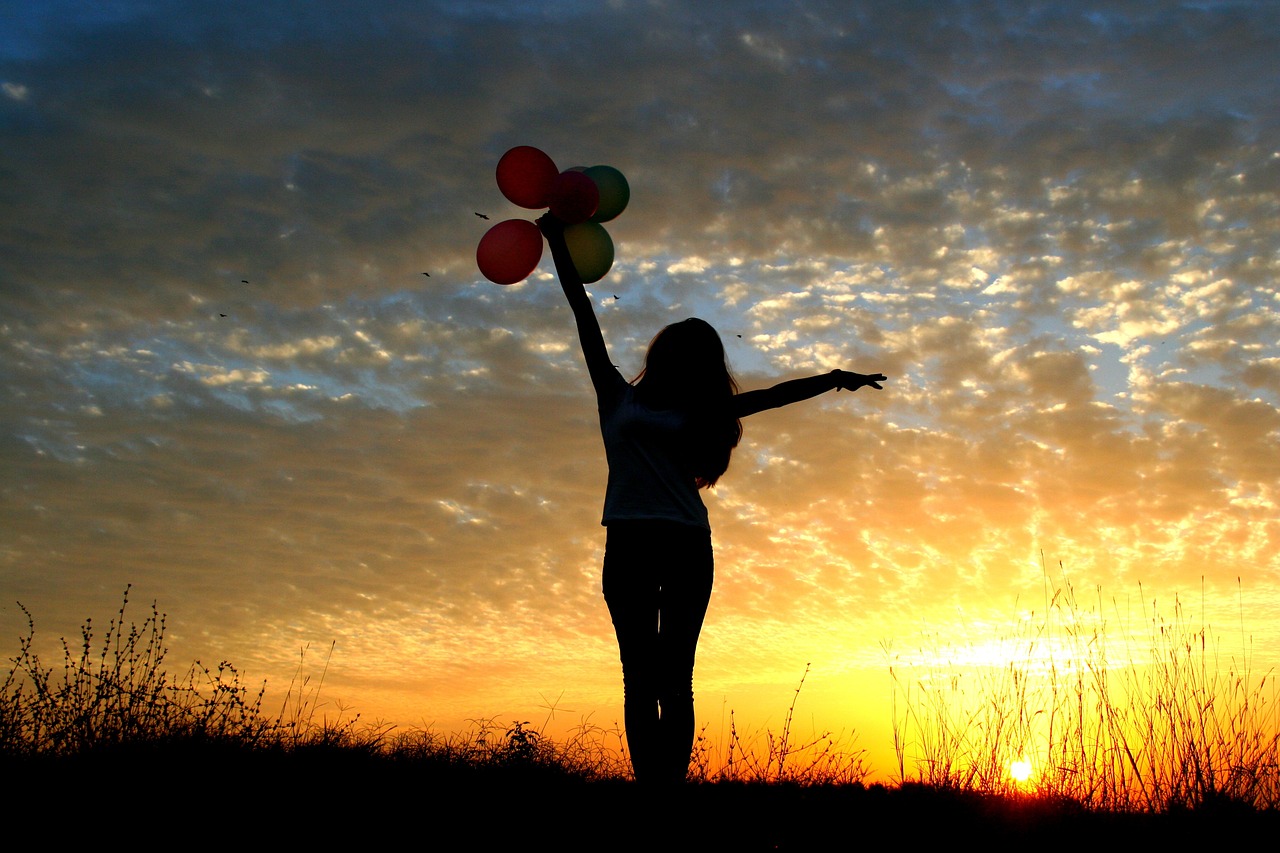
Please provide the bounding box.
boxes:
[539,215,886,783]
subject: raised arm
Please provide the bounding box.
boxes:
[731,369,887,418]
[537,214,621,401]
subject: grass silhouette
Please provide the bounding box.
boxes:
[2,586,278,757]
[3,582,1277,844]
[0,587,866,786]
[688,664,870,785]
[889,566,1280,812]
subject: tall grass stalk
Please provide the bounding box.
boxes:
[0,590,641,781]
[1,590,870,787]
[689,664,870,785]
[889,569,1280,810]
[1,586,276,756]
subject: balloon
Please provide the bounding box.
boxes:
[496,146,558,209]
[547,170,599,224]
[564,221,614,283]
[585,165,630,222]
[476,219,543,285]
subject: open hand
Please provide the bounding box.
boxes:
[834,370,887,391]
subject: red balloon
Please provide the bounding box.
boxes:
[547,170,599,224]
[496,146,558,209]
[476,219,543,285]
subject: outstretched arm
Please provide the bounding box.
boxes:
[537,214,621,401]
[732,369,886,418]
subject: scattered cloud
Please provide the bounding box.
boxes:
[2,0,1278,747]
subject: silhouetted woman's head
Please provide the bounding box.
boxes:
[634,318,742,488]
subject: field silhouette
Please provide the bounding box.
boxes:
[4,585,1277,845]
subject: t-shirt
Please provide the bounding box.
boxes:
[598,376,709,531]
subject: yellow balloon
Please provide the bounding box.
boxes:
[564,222,614,283]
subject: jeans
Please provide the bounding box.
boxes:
[602,520,714,784]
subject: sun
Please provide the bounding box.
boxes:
[1009,756,1032,784]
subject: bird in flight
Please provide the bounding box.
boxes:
[474,212,490,220]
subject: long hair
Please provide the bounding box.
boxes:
[633,318,742,488]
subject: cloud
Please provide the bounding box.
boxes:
[2,0,1279,738]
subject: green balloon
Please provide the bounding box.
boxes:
[564,221,614,283]
[585,165,630,223]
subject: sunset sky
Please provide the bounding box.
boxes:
[3,1,1278,777]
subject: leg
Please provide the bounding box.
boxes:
[602,523,660,782]
[656,525,713,782]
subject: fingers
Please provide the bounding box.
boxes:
[536,213,565,240]
[835,370,888,391]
